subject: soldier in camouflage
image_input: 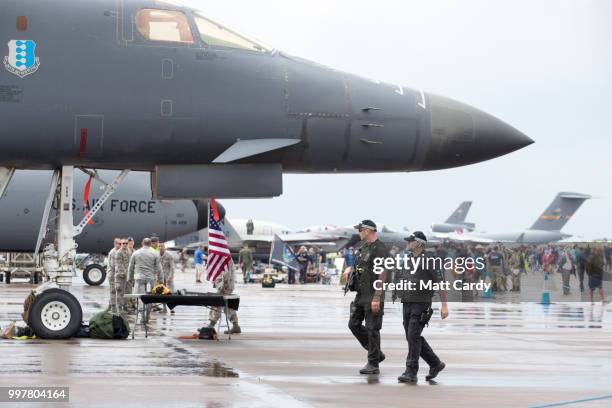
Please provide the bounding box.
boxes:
[107,238,121,312]
[113,238,131,314]
[159,243,175,291]
[208,261,241,334]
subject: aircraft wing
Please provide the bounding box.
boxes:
[238,232,345,245]
[440,232,498,244]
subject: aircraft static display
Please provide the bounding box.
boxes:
[0,170,209,253]
[435,193,591,244]
[0,170,216,285]
[430,201,475,233]
[0,0,533,338]
[0,0,532,185]
[175,220,409,261]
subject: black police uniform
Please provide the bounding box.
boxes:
[395,251,443,376]
[348,239,388,366]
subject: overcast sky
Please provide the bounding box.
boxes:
[180,0,611,239]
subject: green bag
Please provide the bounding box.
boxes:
[89,311,130,339]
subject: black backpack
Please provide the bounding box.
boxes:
[198,327,218,340]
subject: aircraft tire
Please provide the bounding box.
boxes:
[28,289,82,339]
[83,264,106,286]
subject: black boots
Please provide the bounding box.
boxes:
[425,362,446,381]
[359,363,380,375]
[398,372,418,384]
[398,361,446,383]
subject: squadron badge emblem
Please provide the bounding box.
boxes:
[4,40,40,78]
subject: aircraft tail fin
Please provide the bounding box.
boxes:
[445,201,472,224]
[530,192,591,231]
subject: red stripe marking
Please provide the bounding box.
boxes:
[83,176,94,225]
[79,128,88,159]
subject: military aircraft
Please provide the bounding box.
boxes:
[436,193,591,244]
[175,219,409,260]
[0,170,213,285]
[430,201,475,233]
[173,218,295,261]
[0,0,532,338]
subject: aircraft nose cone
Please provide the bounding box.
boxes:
[421,93,533,170]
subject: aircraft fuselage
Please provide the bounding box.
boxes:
[0,0,532,175]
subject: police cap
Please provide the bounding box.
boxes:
[405,231,427,243]
[353,220,377,232]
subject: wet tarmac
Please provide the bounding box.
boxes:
[1,271,611,407]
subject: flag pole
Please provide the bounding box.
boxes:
[205,198,210,283]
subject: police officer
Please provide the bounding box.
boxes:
[114,238,131,314]
[346,220,389,375]
[395,231,448,384]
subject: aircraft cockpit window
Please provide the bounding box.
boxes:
[194,14,269,53]
[136,9,194,44]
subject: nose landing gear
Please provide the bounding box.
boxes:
[26,166,129,339]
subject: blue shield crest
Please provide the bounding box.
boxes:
[4,40,40,78]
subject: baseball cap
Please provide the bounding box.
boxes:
[353,220,377,231]
[405,231,427,243]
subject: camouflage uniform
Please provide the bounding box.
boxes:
[179,249,189,273]
[487,250,506,292]
[160,251,175,292]
[107,247,117,311]
[238,247,253,283]
[209,262,239,328]
[114,248,131,313]
[508,252,522,291]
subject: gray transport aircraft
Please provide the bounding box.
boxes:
[0,170,211,284]
[0,0,532,338]
[0,171,208,253]
[430,201,475,233]
[435,193,591,244]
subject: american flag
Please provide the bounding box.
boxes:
[205,198,231,282]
